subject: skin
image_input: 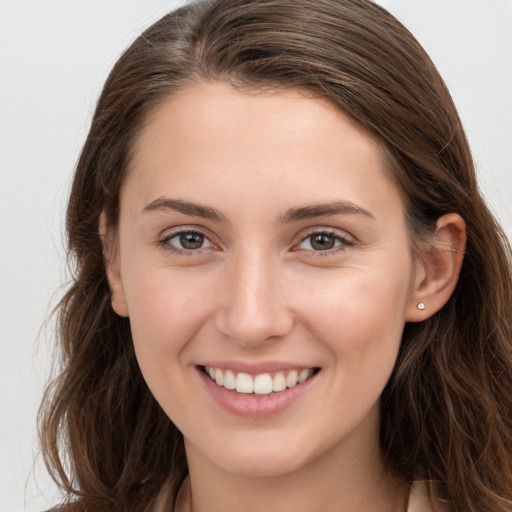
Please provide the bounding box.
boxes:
[103,82,466,512]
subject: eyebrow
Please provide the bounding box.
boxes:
[280,201,375,223]
[142,197,228,223]
[142,197,374,223]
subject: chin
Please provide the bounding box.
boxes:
[192,432,320,478]
[218,453,310,478]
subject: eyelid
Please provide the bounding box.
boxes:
[158,224,217,240]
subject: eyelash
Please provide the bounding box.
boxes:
[158,228,354,257]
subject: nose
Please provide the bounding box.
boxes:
[214,250,294,347]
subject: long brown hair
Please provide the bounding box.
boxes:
[39,1,512,511]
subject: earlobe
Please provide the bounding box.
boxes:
[99,211,129,317]
[406,213,466,322]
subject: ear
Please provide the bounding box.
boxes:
[99,211,129,317]
[406,213,466,322]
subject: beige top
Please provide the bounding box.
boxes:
[407,481,448,512]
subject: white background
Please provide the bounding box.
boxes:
[1,1,511,511]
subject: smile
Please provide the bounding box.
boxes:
[204,366,317,395]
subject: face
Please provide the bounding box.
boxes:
[107,82,423,478]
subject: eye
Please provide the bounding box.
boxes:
[297,230,353,252]
[162,230,214,252]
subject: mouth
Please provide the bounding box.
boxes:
[202,365,320,396]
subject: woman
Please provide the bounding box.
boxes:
[39,0,512,511]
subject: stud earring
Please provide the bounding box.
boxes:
[417,302,426,310]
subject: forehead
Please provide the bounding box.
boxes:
[124,81,403,221]
[130,81,384,168]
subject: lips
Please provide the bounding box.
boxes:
[204,366,315,395]
[198,364,320,417]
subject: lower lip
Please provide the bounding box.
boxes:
[197,367,319,418]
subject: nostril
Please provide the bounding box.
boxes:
[213,310,294,347]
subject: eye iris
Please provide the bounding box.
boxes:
[180,232,204,249]
[311,233,335,250]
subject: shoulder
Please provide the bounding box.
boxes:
[407,481,450,512]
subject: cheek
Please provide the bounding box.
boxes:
[299,269,411,372]
[122,268,218,419]
[298,277,409,427]
[123,267,217,364]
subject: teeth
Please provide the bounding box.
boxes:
[204,366,314,395]
[254,374,273,395]
[224,370,236,390]
[236,372,254,393]
[272,372,286,392]
[286,370,298,388]
[298,369,310,383]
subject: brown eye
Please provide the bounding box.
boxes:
[297,231,352,253]
[309,233,336,250]
[179,232,205,249]
[163,230,213,252]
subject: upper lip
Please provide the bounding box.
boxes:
[198,360,319,375]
